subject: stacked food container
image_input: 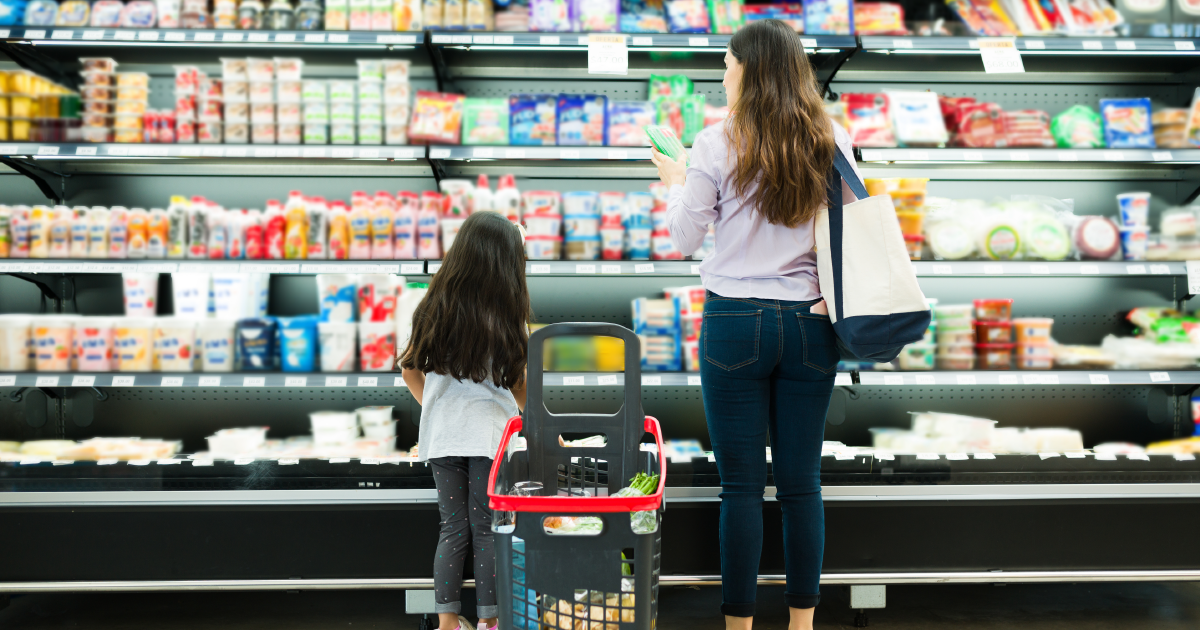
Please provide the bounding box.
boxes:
[975,298,1014,370]
[79,58,118,143]
[935,303,975,370]
[523,190,562,260]
[563,191,601,261]
[898,298,937,370]
[382,60,411,144]
[1014,317,1054,369]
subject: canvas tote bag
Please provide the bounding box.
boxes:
[814,150,932,362]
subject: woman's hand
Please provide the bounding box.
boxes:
[650,148,688,188]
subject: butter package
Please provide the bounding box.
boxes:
[509,94,557,145]
[556,94,607,146]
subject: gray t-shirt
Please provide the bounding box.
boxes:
[417,371,520,461]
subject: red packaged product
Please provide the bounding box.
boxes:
[265,201,287,260]
[841,93,896,147]
[175,95,196,119]
[245,214,265,259]
[407,91,466,145]
[955,101,1005,148]
[1002,110,1055,148]
[176,118,196,143]
[854,2,907,35]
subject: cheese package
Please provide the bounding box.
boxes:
[1100,97,1155,149]
[1074,216,1122,260]
[841,93,896,147]
[408,91,465,145]
[888,91,949,146]
[509,94,557,145]
[557,94,607,146]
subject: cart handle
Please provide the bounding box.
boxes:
[487,415,666,514]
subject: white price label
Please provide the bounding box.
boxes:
[194,32,215,41]
[601,265,622,274]
[1176,40,1196,50]
[1065,452,1087,458]
[361,458,380,465]
[963,150,985,161]
[946,453,969,460]
[691,264,701,274]
[983,264,1003,275]
[235,457,255,465]
[494,35,513,44]
[1127,453,1150,461]
[1039,452,1060,459]
[112,376,136,386]
[999,375,1018,385]
[332,148,354,158]
[191,459,213,466]
[642,375,662,386]
[427,262,442,273]
[1187,260,1200,295]
[394,377,406,387]
[883,375,904,385]
[472,147,494,158]
[956,375,977,385]
[875,453,895,461]
[157,459,181,465]
[833,452,855,460]
[1152,151,1173,161]
[1029,264,1050,274]
[560,149,581,159]
[1174,453,1196,461]
[24,29,47,38]
[916,453,940,460]
[1127,265,1147,275]
[304,33,326,43]
[392,148,417,159]
[285,376,307,387]
[973,452,996,459]
[860,150,883,161]
[51,30,73,39]
[358,377,378,387]
[575,264,596,274]
[931,264,952,275]
[834,373,853,387]
[1150,264,1171,275]
[162,31,184,40]
[1009,151,1031,161]
[635,263,655,273]
[329,33,348,43]
[607,150,628,160]
[597,374,619,385]
[82,30,104,39]
[222,32,244,42]
[1024,40,1045,49]
[893,38,913,48]
[243,376,265,386]
[563,376,586,385]
[76,146,97,156]
[1116,40,1136,50]
[71,375,95,387]
[129,459,151,466]
[1082,40,1103,50]
[137,30,159,40]
[504,148,526,159]
[160,377,184,387]
[326,376,348,386]
[1057,151,1078,162]
[1096,452,1117,460]
[1104,151,1125,161]
[687,375,702,386]
[909,150,929,161]
[254,148,277,158]
[632,36,653,45]
[800,38,817,48]
[540,35,560,45]
[688,37,709,46]
[278,458,300,465]
[429,148,451,159]
[1149,372,1170,382]
[530,264,551,274]
[1080,265,1099,275]
[400,263,424,274]
[198,376,221,386]
[979,39,1024,73]
[915,375,936,385]
[588,34,628,75]
[1089,374,1110,385]
[328,457,351,463]
[202,147,223,157]
[97,458,118,466]
[35,376,59,387]
[37,145,59,155]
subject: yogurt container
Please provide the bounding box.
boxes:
[441,217,467,253]
[234,318,278,372]
[524,213,562,238]
[311,410,357,431]
[154,318,197,372]
[1117,192,1150,227]
[121,272,160,317]
[115,318,155,372]
[363,421,397,439]
[525,235,562,260]
[600,227,625,261]
[565,236,601,261]
[0,316,32,371]
[1013,318,1054,345]
[34,316,78,372]
[316,273,357,322]
[564,215,600,239]
[358,274,398,323]
[318,321,357,372]
[598,191,625,223]
[358,321,397,372]
[627,228,651,259]
[357,405,394,427]
[278,315,319,373]
[74,318,114,372]
[198,319,237,372]
[562,191,598,216]
[171,272,210,319]
[1120,226,1149,261]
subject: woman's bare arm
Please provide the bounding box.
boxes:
[402,368,426,406]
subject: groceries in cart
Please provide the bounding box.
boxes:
[542,473,660,535]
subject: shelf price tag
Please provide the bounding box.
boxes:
[973,452,995,459]
[198,376,221,386]
[915,375,936,385]
[1150,264,1171,275]
[1152,151,1173,161]
[916,453,939,460]
[998,375,1018,385]
[563,376,586,385]
[243,376,265,387]
[597,374,619,385]
[160,376,184,387]
[1187,260,1200,295]
[601,264,622,274]
[979,38,1024,73]
[358,377,378,387]
[883,375,904,385]
[394,377,406,387]
[588,34,628,76]
[1089,374,1110,385]
[956,375,976,385]
[687,375,702,386]
[1176,41,1196,50]
[285,376,307,387]
[634,263,655,273]
[326,376,347,386]
[1127,265,1147,275]
[575,264,596,274]
[1149,372,1171,382]
[400,263,424,274]
[35,376,59,387]
[834,373,852,387]
[71,375,95,387]
[983,264,1003,275]
[112,376,136,386]
[946,453,969,460]
[642,375,662,386]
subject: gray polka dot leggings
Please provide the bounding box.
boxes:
[431,456,498,619]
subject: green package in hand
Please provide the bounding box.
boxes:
[644,125,687,162]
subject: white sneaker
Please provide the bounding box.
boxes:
[458,616,477,630]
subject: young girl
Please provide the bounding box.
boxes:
[400,210,530,630]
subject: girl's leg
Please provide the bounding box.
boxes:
[467,456,498,629]
[431,457,473,630]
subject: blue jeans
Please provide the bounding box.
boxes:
[699,291,838,617]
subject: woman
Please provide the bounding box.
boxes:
[650,18,862,630]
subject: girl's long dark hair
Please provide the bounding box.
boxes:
[398,211,531,390]
[726,19,837,228]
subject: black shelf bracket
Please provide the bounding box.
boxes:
[423,31,454,93]
[7,272,73,310]
[0,40,80,91]
[0,156,68,204]
[817,43,859,102]
[425,150,446,187]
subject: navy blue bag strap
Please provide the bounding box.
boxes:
[824,149,865,323]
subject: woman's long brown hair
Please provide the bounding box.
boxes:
[726,19,837,228]
[398,211,532,390]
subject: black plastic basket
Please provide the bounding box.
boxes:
[487,323,665,630]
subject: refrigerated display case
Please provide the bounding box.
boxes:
[3,24,1200,596]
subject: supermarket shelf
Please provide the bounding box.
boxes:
[524,260,699,275]
[429,145,650,161]
[4,569,1200,593]
[860,36,1200,54]
[858,148,1198,163]
[677,483,1200,501]
[909,260,1186,277]
[428,32,855,51]
[0,28,421,47]
[0,143,423,160]
[0,260,427,274]
[0,373,408,388]
[835,370,1197,386]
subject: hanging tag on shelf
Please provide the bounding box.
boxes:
[588,34,628,76]
[1187,260,1200,295]
[979,38,1024,74]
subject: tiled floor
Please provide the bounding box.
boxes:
[3,582,1200,629]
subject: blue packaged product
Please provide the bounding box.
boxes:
[607,101,657,146]
[317,274,357,322]
[509,94,558,146]
[23,0,57,24]
[530,0,572,31]
[803,0,852,34]
[0,0,28,25]
[277,316,319,372]
[1100,97,1156,149]
[664,0,708,32]
[557,94,608,146]
[619,0,666,31]
[234,317,278,372]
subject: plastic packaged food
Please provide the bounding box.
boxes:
[115,319,155,372]
[1051,104,1103,149]
[888,91,948,146]
[1161,207,1197,237]
[620,0,668,31]
[607,101,656,146]
[24,0,58,24]
[154,319,196,372]
[408,91,465,145]
[530,0,570,30]
[976,343,1014,370]
[56,0,90,24]
[358,322,397,372]
[318,321,357,372]
[74,319,113,372]
[1074,216,1121,260]
[904,234,923,260]
[234,318,277,372]
[275,316,318,373]
[1013,317,1053,345]
[664,0,709,32]
[526,235,562,260]
[122,272,160,317]
[509,94,558,145]
[1101,97,1155,149]
[1116,192,1150,227]
[975,320,1012,343]
[974,298,1012,322]
[979,220,1021,260]
[119,0,158,26]
[936,352,975,370]
[557,94,607,146]
[195,320,237,372]
[32,316,75,372]
[1121,226,1149,261]
[461,98,509,145]
[897,344,934,370]
[1024,216,1072,261]
[573,0,619,30]
[841,93,895,147]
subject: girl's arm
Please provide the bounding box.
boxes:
[511,376,527,413]
[402,368,426,406]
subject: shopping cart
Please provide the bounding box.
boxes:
[488,322,666,630]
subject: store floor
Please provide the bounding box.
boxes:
[3,582,1200,629]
